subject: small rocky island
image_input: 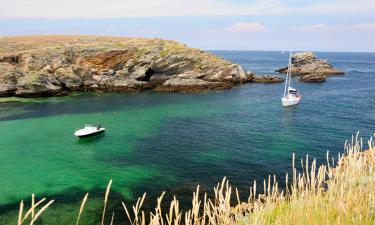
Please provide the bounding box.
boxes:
[276,52,344,82]
[0,35,253,97]
[247,73,284,83]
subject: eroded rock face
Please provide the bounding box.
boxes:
[15,73,63,97]
[54,67,83,91]
[0,63,20,97]
[0,36,249,97]
[276,52,344,82]
[154,77,228,92]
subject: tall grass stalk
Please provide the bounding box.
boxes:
[101,179,113,225]
[76,193,89,225]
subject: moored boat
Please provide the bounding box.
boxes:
[282,87,301,107]
[281,50,301,107]
[74,124,105,138]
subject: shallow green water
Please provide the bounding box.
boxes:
[0,51,374,224]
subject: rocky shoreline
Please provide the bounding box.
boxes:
[0,36,252,97]
[0,36,344,97]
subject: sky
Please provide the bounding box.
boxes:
[0,0,375,52]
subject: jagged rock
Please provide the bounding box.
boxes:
[0,63,22,97]
[20,54,54,72]
[0,36,250,97]
[129,65,150,81]
[15,73,62,97]
[253,76,284,83]
[149,73,168,85]
[230,65,247,82]
[107,78,152,92]
[76,50,134,71]
[42,65,53,73]
[204,64,247,83]
[247,73,284,83]
[154,77,230,92]
[54,67,82,90]
[276,52,344,79]
[92,75,109,82]
[100,69,115,76]
[51,58,66,72]
[299,74,326,82]
[0,55,20,64]
[246,71,284,83]
[0,83,17,97]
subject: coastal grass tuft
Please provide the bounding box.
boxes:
[101,179,112,225]
[75,193,89,225]
[15,133,375,225]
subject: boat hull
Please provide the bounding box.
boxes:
[76,129,105,138]
[282,96,301,107]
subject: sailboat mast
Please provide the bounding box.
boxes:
[283,50,292,97]
[288,49,293,89]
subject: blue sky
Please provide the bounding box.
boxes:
[1,0,375,52]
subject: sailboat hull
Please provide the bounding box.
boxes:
[282,96,301,107]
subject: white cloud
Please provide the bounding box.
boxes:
[301,0,375,16]
[0,0,288,19]
[355,23,375,30]
[0,0,375,19]
[224,22,268,32]
[290,23,327,32]
[290,23,375,32]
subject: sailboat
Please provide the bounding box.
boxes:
[281,50,301,107]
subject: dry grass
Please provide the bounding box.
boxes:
[16,133,375,225]
[75,193,89,225]
[0,35,230,67]
[0,35,176,55]
[239,133,375,225]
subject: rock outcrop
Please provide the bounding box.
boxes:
[276,52,344,82]
[299,74,326,83]
[0,35,249,97]
[247,72,284,83]
[0,63,19,97]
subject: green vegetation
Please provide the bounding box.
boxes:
[15,133,375,225]
[160,50,169,57]
[0,97,45,103]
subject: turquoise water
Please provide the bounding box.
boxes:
[0,51,374,224]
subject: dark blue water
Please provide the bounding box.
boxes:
[0,51,374,224]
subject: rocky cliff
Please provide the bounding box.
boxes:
[0,35,249,97]
[275,52,344,82]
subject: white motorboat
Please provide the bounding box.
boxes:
[281,50,301,107]
[74,124,105,138]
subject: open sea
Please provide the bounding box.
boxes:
[0,51,374,224]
